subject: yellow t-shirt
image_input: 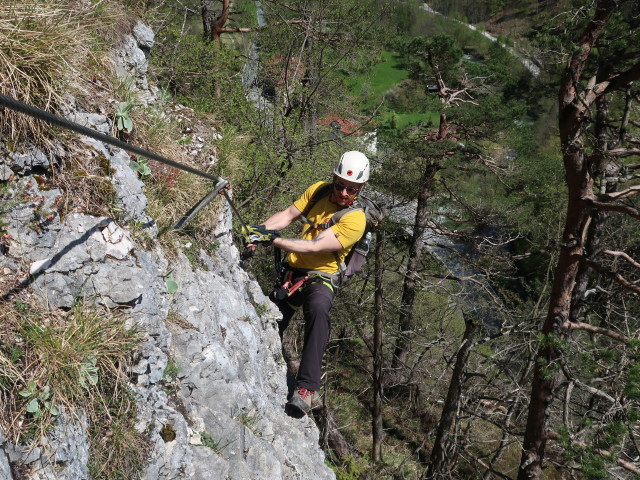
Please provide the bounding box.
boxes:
[288,181,366,274]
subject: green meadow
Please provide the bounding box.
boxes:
[348,50,439,129]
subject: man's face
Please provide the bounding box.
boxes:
[330,176,363,207]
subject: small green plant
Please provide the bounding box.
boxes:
[233,407,261,437]
[129,156,151,176]
[200,431,232,455]
[115,102,135,133]
[178,135,192,145]
[87,376,149,480]
[78,356,99,388]
[1,299,143,450]
[164,271,179,294]
[14,300,30,313]
[332,454,367,480]
[254,303,268,318]
[18,381,59,419]
[163,357,180,383]
[127,220,154,250]
[7,345,23,364]
[184,242,207,270]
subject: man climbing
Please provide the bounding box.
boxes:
[246,151,370,414]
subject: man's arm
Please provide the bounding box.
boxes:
[273,227,343,253]
[262,204,302,230]
[244,204,301,251]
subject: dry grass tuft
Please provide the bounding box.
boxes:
[0,0,136,147]
[52,139,120,220]
[146,164,227,256]
[137,106,228,258]
[0,1,97,144]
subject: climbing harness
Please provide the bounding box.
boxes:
[271,270,310,301]
[270,266,335,303]
[270,247,335,302]
[0,93,251,232]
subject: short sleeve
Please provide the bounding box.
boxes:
[332,210,366,249]
[293,181,328,214]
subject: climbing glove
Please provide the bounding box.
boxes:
[243,224,280,246]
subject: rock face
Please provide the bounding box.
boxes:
[113,21,154,91]
[4,414,91,480]
[0,22,335,480]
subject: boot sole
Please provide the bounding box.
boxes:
[287,396,311,414]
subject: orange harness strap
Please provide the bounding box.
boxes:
[280,271,310,297]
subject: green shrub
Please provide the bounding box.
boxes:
[332,455,367,480]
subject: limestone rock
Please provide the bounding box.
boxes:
[6,144,50,175]
[0,164,12,181]
[67,112,110,134]
[0,440,11,480]
[113,35,149,90]
[5,413,90,480]
[133,21,155,49]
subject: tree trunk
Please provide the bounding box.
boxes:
[427,51,448,139]
[201,0,230,99]
[424,317,476,479]
[517,116,594,480]
[569,95,610,323]
[391,158,438,372]
[201,0,213,40]
[314,404,359,462]
[209,0,230,44]
[372,226,385,462]
[517,3,616,478]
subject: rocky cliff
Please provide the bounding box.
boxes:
[0,21,335,480]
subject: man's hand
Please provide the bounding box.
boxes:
[243,225,280,247]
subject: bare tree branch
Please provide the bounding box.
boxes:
[582,196,640,219]
[562,320,629,342]
[584,260,640,295]
[218,19,305,34]
[601,249,640,269]
[587,148,640,163]
[596,184,640,201]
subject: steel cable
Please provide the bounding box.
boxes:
[0,93,253,232]
[0,93,219,181]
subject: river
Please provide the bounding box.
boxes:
[371,191,505,333]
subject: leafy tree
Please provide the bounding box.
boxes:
[401,35,470,138]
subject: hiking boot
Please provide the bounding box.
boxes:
[287,387,319,414]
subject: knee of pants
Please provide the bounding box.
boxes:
[303,285,334,321]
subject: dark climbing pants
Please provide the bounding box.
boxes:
[277,279,335,392]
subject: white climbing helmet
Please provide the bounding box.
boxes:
[334,151,370,183]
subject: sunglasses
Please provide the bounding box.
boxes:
[333,180,360,195]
